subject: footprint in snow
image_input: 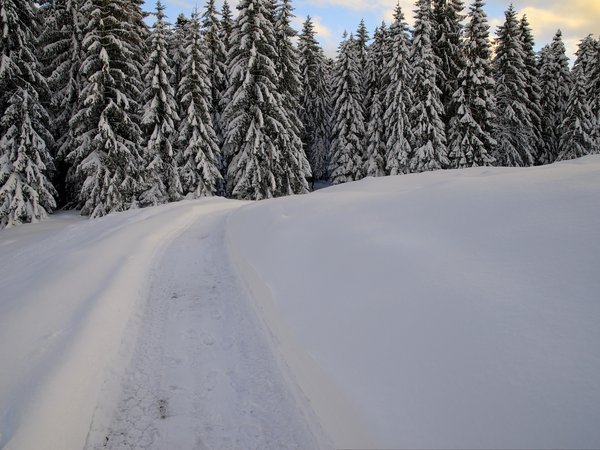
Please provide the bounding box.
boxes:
[202,333,215,346]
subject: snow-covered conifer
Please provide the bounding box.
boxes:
[409,0,449,173]
[221,0,234,53]
[0,0,57,228]
[274,0,311,195]
[177,14,222,198]
[432,0,465,128]
[298,16,332,182]
[365,24,388,177]
[38,0,84,203]
[202,0,228,151]
[384,4,413,175]
[67,0,146,217]
[589,37,600,153]
[223,0,296,199]
[538,30,571,164]
[140,1,181,205]
[329,33,366,184]
[518,15,544,163]
[492,5,535,167]
[355,19,370,109]
[169,14,190,124]
[557,36,597,160]
[447,0,495,168]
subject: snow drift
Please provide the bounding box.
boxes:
[1,157,599,449]
[226,155,600,449]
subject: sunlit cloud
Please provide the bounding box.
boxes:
[159,0,599,60]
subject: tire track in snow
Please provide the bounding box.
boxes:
[86,204,321,450]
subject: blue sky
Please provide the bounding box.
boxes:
[154,0,600,60]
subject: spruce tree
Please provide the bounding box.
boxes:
[223,0,296,199]
[221,0,234,53]
[384,4,413,175]
[557,36,597,160]
[492,5,534,167]
[589,36,600,153]
[67,0,146,217]
[169,14,190,126]
[432,0,465,130]
[140,1,181,205]
[410,0,449,173]
[177,13,222,198]
[38,0,84,204]
[538,30,571,164]
[202,0,227,152]
[298,16,332,182]
[329,33,366,184]
[447,0,495,168]
[274,0,311,196]
[0,0,57,228]
[355,19,370,110]
[365,24,388,177]
[518,15,544,163]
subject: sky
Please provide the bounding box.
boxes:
[157,0,600,61]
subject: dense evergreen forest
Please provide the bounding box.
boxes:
[1,0,599,229]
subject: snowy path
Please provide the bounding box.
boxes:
[84,203,322,450]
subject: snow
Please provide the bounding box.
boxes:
[1,156,600,449]
[227,156,600,449]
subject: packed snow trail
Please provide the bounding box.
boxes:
[84,202,324,450]
[0,199,325,450]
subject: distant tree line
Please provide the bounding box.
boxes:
[1,0,599,228]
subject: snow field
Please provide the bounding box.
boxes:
[227,156,600,449]
[0,157,599,449]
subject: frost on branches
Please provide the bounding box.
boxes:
[140,1,181,206]
[409,0,449,173]
[67,0,146,218]
[329,33,366,185]
[223,0,305,200]
[0,0,56,229]
[177,13,222,198]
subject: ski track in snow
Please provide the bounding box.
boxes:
[85,205,320,450]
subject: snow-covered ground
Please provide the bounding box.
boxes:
[1,156,600,449]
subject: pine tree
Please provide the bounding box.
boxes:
[329,33,366,184]
[557,36,597,160]
[140,1,181,205]
[410,0,449,173]
[67,0,146,217]
[365,24,388,177]
[38,0,84,204]
[298,16,332,182]
[223,0,295,199]
[0,0,57,228]
[447,0,495,168]
[274,0,311,195]
[432,0,465,130]
[492,5,534,167]
[538,30,571,164]
[384,4,413,175]
[202,0,227,152]
[177,13,222,198]
[518,15,544,163]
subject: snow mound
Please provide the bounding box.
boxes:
[227,156,600,449]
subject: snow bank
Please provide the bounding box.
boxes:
[227,156,600,449]
[0,199,230,450]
